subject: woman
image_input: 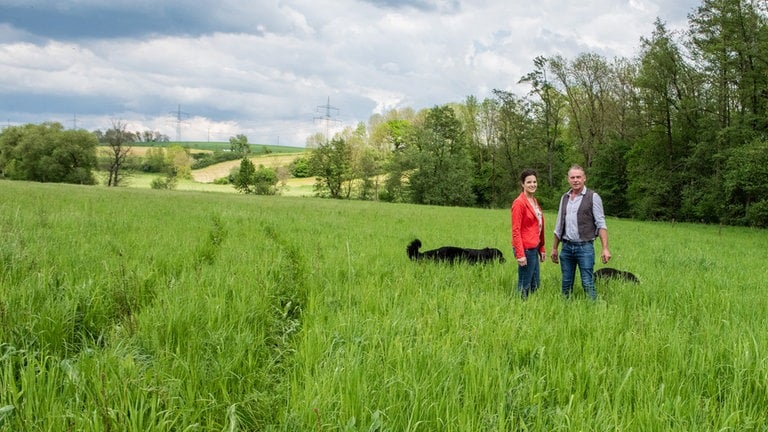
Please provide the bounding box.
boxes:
[511,169,546,299]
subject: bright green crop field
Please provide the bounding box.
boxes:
[0,180,766,431]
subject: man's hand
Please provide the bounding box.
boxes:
[601,249,611,264]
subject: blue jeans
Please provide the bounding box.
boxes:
[515,248,540,299]
[559,241,596,300]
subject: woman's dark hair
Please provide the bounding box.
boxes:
[519,168,538,184]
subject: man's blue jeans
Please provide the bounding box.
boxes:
[559,241,596,300]
[515,248,540,299]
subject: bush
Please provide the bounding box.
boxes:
[290,156,311,178]
[232,158,278,195]
[150,169,178,190]
[746,200,768,227]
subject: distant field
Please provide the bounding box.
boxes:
[104,142,313,196]
[112,170,315,197]
[124,142,305,154]
[2,180,766,430]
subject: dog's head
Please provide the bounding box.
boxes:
[486,248,505,263]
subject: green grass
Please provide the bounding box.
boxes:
[0,180,766,431]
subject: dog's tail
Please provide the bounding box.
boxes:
[407,239,422,260]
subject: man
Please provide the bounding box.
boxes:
[550,165,611,300]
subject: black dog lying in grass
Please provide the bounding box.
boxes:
[407,239,505,264]
[594,267,640,284]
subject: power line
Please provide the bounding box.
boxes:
[313,96,341,142]
[169,105,190,142]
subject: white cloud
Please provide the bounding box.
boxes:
[0,0,700,146]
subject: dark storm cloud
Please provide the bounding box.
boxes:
[0,1,279,41]
[1,4,200,40]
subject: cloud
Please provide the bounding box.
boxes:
[0,0,700,146]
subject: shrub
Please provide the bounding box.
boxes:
[746,200,768,227]
[289,156,311,178]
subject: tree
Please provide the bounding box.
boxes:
[549,53,618,169]
[0,122,97,184]
[252,165,279,195]
[233,157,256,193]
[308,136,352,199]
[289,156,311,178]
[520,56,567,189]
[137,130,170,143]
[490,90,539,204]
[233,157,279,195]
[628,20,693,221]
[723,139,768,226]
[229,134,251,157]
[165,145,192,180]
[102,120,134,187]
[689,0,768,132]
[140,147,168,173]
[408,105,475,206]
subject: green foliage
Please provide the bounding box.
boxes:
[229,134,250,157]
[0,122,97,184]
[590,139,632,218]
[289,155,310,177]
[408,105,475,206]
[149,169,178,190]
[252,165,279,195]
[723,139,768,226]
[232,158,279,195]
[308,136,351,198]
[233,157,257,193]
[164,145,192,180]
[140,147,168,173]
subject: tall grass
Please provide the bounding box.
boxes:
[1,181,766,431]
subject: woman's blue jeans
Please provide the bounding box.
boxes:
[559,241,597,300]
[515,247,540,299]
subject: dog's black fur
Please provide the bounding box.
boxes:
[407,239,505,264]
[594,267,639,284]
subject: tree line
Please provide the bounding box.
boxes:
[307,0,768,227]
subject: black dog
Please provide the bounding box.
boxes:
[407,239,505,264]
[594,267,639,284]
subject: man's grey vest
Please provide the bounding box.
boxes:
[557,189,597,241]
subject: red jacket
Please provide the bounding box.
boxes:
[511,192,545,259]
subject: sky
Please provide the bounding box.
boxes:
[0,0,700,147]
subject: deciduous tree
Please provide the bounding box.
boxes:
[0,122,97,184]
[102,120,134,187]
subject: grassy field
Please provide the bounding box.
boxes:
[0,181,766,431]
[111,171,315,197]
[102,148,314,196]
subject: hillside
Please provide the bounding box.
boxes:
[190,153,302,183]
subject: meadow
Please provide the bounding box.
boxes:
[0,180,766,431]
